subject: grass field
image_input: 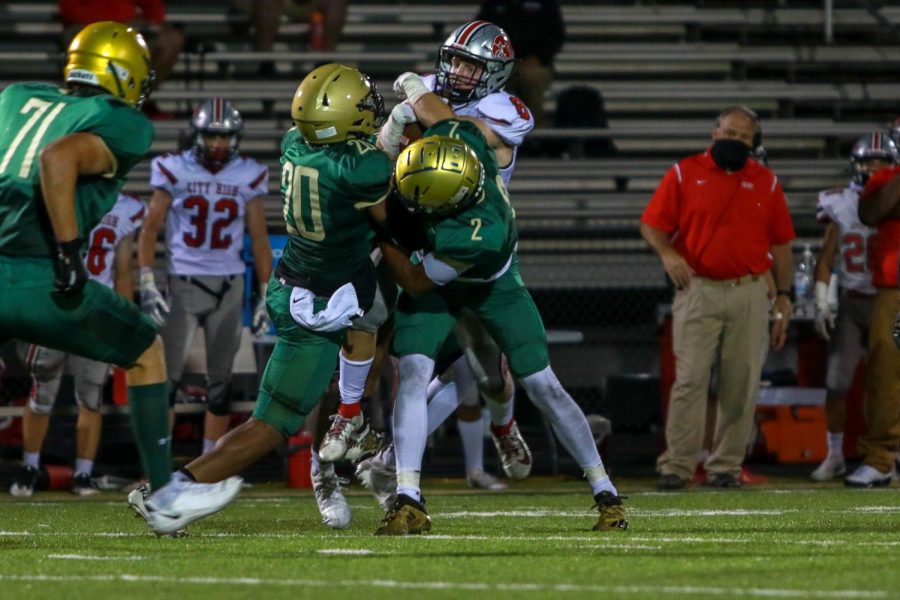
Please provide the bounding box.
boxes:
[1,476,898,600]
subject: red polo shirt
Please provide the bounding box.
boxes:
[641,150,796,280]
[58,0,166,26]
[859,165,900,288]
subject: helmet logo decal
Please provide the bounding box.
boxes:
[491,35,512,59]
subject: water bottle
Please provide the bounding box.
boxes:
[793,244,814,318]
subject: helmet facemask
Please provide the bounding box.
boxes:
[190,98,244,168]
[434,21,515,104]
[850,131,898,186]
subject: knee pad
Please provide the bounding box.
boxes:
[352,286,388,333]
[206,381,231,417]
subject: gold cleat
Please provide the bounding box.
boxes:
[374,494,432,536]
[592,491,629,531]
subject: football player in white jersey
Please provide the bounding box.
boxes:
[359,21,535,497]
[138,98,273,455]
[10,193,145,498]
[810,131,898,481]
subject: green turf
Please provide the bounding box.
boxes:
[0,477,898,599]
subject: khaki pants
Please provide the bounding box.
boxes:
[858,288,900,472]
[658,276,770,480]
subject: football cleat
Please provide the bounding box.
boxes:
[344,427,385,463]
[9,464,40,498]
[466,469,507,491]
[127,483,187,538]
[311,467,351,530]
[810,454,846,482]
[318,413,367,462]
[71,473,100,497]
[145,474,243,535]
[355,452,397,510]
[592,491,629,531]
[490,420,532,480]
[845,464,895,488]
[374,493,432,536]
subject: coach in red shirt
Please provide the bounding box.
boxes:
[849,166,900,486]
[640,107,796,489]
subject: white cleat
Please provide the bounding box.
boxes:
[127,483,188,538]
[810,454,846,482]
[145,474,243,535]
[490,420,533,480]
[845,464,895,488]
[466,469,508,491]
[312,467,351,529]
[355,453,397,510]
[318,414,367,462]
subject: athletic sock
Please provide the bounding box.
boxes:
[397,470,421,503]
[128,382,172,490]
[74,459,93,477]
[586,465,617,496]
[457,417,485,474]
[23,452,40,470]
[485,388,514,429]
[338,354,373,417]
[826,432,844,457]
[426,380,460,434]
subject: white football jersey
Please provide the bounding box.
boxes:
[816,184,876,294]
[151,150,268,276]
[85,193,145,288]
[422,74,534,186]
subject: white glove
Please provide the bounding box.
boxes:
[813,280,835,341]
[139,267,170,328]
[251,282,271,337]
[393,72,430,105]
[377,101,418,159]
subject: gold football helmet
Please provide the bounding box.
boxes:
[64,21,154,108]
[393,135,484,217]
[291,63,385,144]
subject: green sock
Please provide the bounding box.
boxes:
[128,382,172,490]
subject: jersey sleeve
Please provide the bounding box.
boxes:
[86,100,154,178]
[246,161,269,198]
[347,144,392,209]
[640,164,682,234]
[150,154,179,195]
[119,193,147,237]
[474,92,534,147]
[815,190,838,223]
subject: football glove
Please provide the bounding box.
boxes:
[53,238,88,295]
[251,283,271,337]
[813,281,835,341]
[139,268,170,327]
[393,72,429,105]
[377,101,418,159]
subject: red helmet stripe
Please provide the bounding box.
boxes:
[213,97,223,125]
[456,20,490,46]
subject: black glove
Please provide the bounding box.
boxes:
[385,193,429,252]
[53,238,88,295]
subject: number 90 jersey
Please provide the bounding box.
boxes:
[151,150,268,276]
[421,74,533,187]
[816,185,875,294]
[84,193,145,288]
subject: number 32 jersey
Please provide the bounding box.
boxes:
[816,184,875,294]
[150,150,268,276]
[85,193,145,288]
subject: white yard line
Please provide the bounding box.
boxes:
[0,574,886,598]
[47,554,145,561]
[317,549,376,555]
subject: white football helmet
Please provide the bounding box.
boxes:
[850,131,898,186]
[190,97,243,166]
[434,20,515,104]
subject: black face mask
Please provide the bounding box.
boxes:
[710,138,751,172]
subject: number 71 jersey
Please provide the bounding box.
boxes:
[151,150,268,276]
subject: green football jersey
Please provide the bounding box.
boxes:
[0,82,153,258]
[279,128,391,279]
[422,120,518,280]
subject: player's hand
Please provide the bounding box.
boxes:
[393,72,429,104]
[251,296,271,337]
[391,101,417,125]
[377,101,418,159]
[770,295,792,351]
[813,281,835,341]
[53,239,88,295]
[139,268,169,327]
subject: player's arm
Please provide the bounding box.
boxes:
[137,189,172,269]
[113,232,137,299]
[859,173,900,225]
[814,222,839,284]
[769,242,793,351]
[246,196,273,288]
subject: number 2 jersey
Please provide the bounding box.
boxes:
[85,193,145,288]
[150,150,268,276]
[422,74,533,186]
[816,184,875,294]
[0,82,152,259]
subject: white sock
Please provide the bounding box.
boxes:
[826,432,844,457]
[338,353,373,407]
[202,438,216,454]
[23,452,40,469]
[586,465,617,496]
[520,366,607,473]
[458,417,485,474]
[393,354,434,499]
[485,388,515,428]
[74,459,93,477]
[426,380,460,434]
[397,470,421,502]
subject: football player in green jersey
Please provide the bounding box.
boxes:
[143,64,391,535]
[0,21,186,524]
[374,123,629,535]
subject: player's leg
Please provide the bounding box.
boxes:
[200,276,245,452]
[10,344,66,497]
[69,354,109,496]
[160,276,202,442]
